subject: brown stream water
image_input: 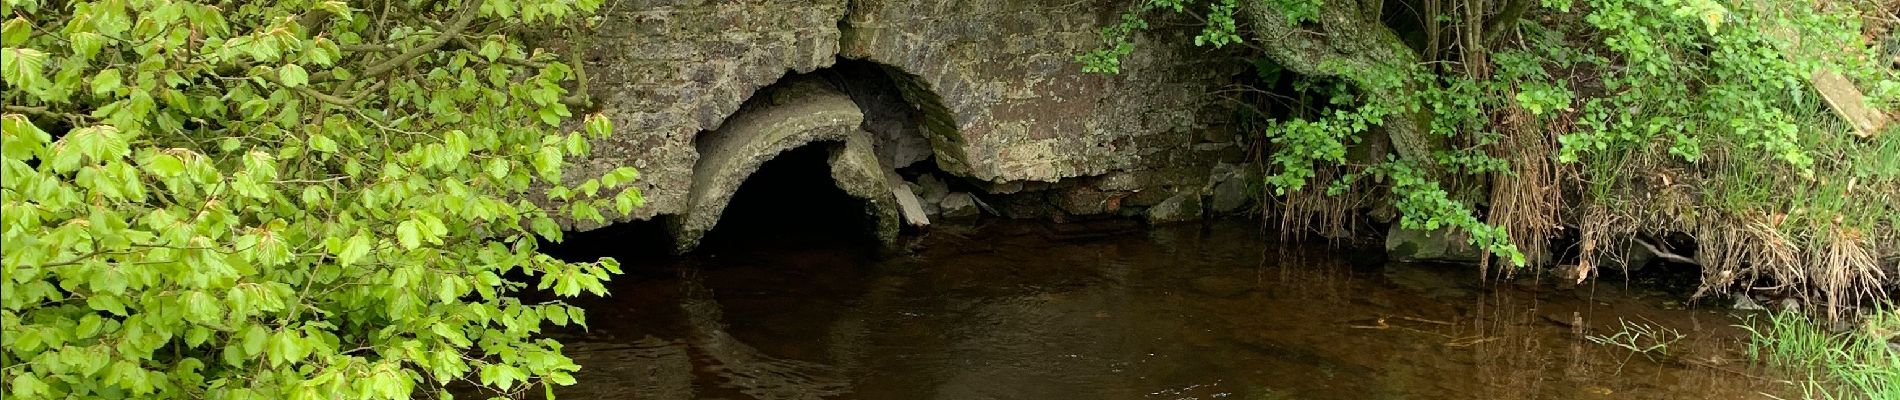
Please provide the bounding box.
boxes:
[530,220,1785,400]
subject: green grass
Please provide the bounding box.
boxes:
[1741,307,1900,400]
[1587,318,1687,362]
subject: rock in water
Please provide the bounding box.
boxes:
[915,174,949,205]
[1210,178,1250,214]
[888,171,930,227]
[1732,296,1767,311]
[1207,163,1255,214]
[1385,226,1484,264]
[1146,194,1203,224]
[939,192,979,219]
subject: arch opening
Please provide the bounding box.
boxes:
[665,57,969,253]
[670,73,899,252]
[694,143,884,254]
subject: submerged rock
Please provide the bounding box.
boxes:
[1384,226,1483,264]
[1209,179,1251,214]
[1146,194,1203,224]
[940,192,980,219]
[1207,163,1255,214]
[915,174,950,206]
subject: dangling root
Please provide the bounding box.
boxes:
[1484,106,1562,276]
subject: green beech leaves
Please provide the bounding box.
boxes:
[2,0,630,399]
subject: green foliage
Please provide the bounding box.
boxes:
[0,0,637,399]
[1561,0,1898,175]
[1194,0,1243,48]
[1263,79,1388,195]
[1548,0,1899,260]
[1079,0,1246,74]
[1087,0,1529,267]
[1362,161,1526,266]
[1262,70,1527,266]
[1089,0,1897,277]
[1261,0,1322,25]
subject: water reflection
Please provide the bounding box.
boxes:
[540,221,1782,399]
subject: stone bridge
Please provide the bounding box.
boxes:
[560,0,1255,250]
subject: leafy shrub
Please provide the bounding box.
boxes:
[1081,0,1896,280]
[0,0,640,398]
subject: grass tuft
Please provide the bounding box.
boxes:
[1741,307,1900,399]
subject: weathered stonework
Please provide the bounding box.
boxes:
[562,0,1247,235]
[670,78,867,250]
[571,0,849,228]
[825,131,903,247]
[840,0,1236,182]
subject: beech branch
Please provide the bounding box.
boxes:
[356,2,479,80]
[3,105,92,122]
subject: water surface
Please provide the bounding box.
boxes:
[537,220,1781,400]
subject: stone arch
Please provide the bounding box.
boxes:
[670,76,904,252]
[817,59,966,175]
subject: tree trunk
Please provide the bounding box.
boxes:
[1238,0,1443,173]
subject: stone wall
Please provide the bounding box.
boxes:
[570,0,849,229]
[840,0,1237,183]
[564,0,1246,230]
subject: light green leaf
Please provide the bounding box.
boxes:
[145,152,185,177]
[585,113,612,138]
[309,134,338,153]
[242,325,269,356]
[1,17,29,47]
[88,294,128,316]
[76,314,104,338]
[92,68,123,96]
[479,38,503,61]
[0,114,50,159]
[69,32,105,60]
[1,47,48,92]
[270,330,305,366]
[280,64,308,87]
[397,220,421,250]
[337,234,372,266]
[10,374,46,398]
